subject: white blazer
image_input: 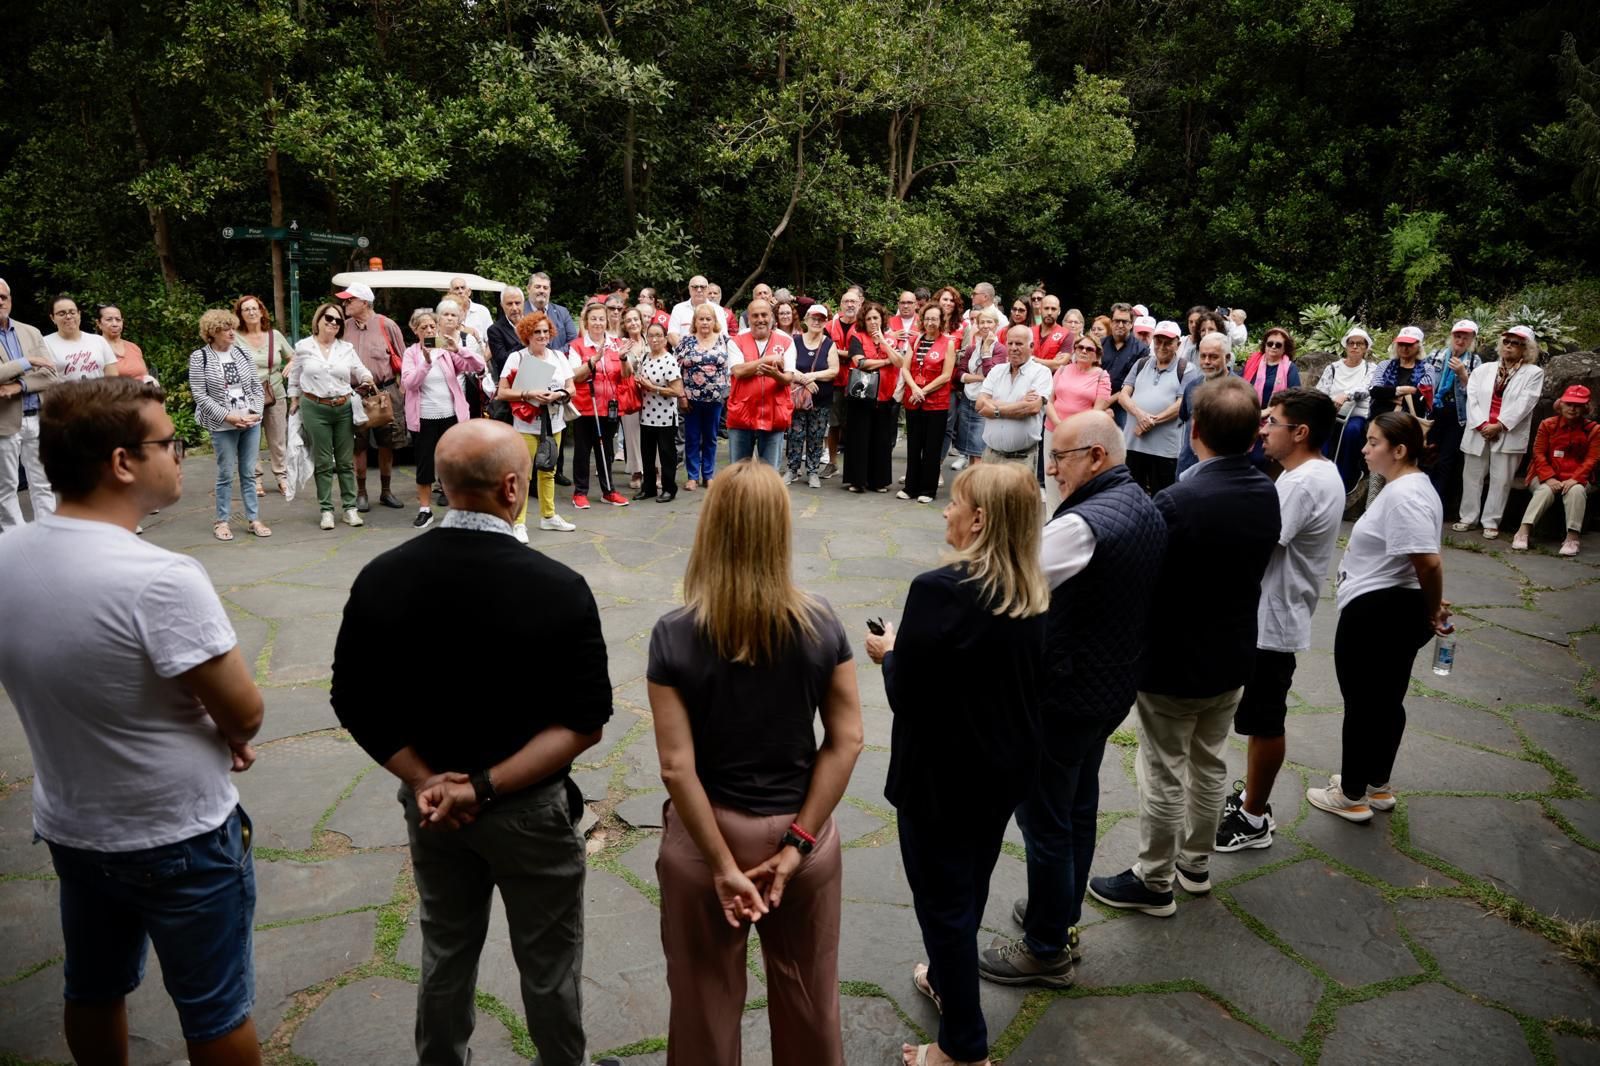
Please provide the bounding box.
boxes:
[1461,360,1544,456]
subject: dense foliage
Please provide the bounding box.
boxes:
[2,0,1596,388]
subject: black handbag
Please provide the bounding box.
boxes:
[846,366,879,400]
[535,407,558,472]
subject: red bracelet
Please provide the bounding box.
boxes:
[788,822,816,846]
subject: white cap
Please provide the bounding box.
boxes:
[1450,318,1478,334]
[336,283,376,302]
[1342,326,1373,347]
[1152,319,1182,339]
[805,303,829,318]
[1133,314,1156,333]
[1133,304,1149,318]
[1502,324,1536,343]
[1395,326,1425,346]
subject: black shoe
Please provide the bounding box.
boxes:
[433,488,449,509]
[656,492,676,502]
[1214,802,1273,853]
[978,939,1075,988]
[1220,780,1276,831]
[412,510,435,530]
[356,492,371,513]
[554,473,572,487]
[1089,869,1175,917]
[632,488,654,501]
[1009,898,1083,960]
[1174,862,1211,894]
[379,490,404,508]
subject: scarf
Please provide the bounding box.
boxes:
[1247,354,1291,403]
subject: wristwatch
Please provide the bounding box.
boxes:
[470,769,497,807]
[781,828,814,856]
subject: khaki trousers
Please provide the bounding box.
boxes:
[1134,687,1243,893]
[658,800,843,1066]
[1523,482,1587,532]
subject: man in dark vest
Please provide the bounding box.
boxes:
[1090,375,1280,916]
[978,410,1166,988]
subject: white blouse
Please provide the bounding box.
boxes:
[289,338,373,399]
[1316,359,1375,418]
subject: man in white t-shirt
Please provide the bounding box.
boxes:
[43,296,118,381]
[448,276,495,341]
[0,378,266,1064]
[1216,387,1346,853]
[667,274,728,344]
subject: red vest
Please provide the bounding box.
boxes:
[903,334,956,411]
[1034,324,1072,362]
[849,331,902,403]
[827,317,866,384]
[726,331,794,432]
[568,334,633,417]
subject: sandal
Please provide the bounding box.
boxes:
[912,962,943,1013]
[248,521,273,538]
[902,1044,990,1066]
[275,475,288,495]
[213,522,234,541]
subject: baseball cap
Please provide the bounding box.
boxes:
[1502,325,1536,344]
[1133,315,1156,334]
[1559,384,1591,406]
[1132,304,1149,318]
[1395,326,1425,346]
[1342,326,1373,347]
[336,283,375,302]
[1450,319,1478,335]
[1152,320,1182,339]
[806,303,829,318]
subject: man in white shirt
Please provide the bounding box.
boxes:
[667,275,727,344]
[963,282,1001,335]
[1216,387,1346,852]
[448,276,495,341]
[977,325,1052,468]
[0,378,266,1065]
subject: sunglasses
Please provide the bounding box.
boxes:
[322,314,344,326]
[1264,340,1285,349]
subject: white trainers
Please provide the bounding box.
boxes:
[916,495,933,504]
[1307,779,1374,823]
[950,455,968,471]
[344,508,364,527]
[1331,774,1395,811]
[808,474,821,489]
[782,471,797,485]
[540,515,577,532]
[319,511,335,530]
[513,522,529,544]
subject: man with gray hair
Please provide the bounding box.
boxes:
[526,272,577,483]
[977,325,1052,474]
[486,287,527,425]
[964,282,1001,340]
[668,275,727,344]
[1175,332,1232,476]
[979,410,1166,988]
[447,276,494,341]
[0,277,59,528]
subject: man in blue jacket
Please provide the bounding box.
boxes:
[1090,376,1280,916]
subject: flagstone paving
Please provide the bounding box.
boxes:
[1,450,1597,1064]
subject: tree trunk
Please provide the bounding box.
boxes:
[265,74,287,325]
[730,131,806,305]
[622,105,637,229]
[125,87,179,290]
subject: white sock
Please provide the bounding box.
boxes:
[418,506,431,514]
[1240,807,1266,829]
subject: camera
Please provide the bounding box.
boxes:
[426,335,447,349]
[607,398,619,419]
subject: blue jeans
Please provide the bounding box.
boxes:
[728,427,784,467]
[1015,721,1114,958]
[45,806,256,1042]
[211,423,261,522]
[684,400,723,483]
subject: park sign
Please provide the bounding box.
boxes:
[222,225,287,241]
[306,229,370,249]
[220,219,370,341]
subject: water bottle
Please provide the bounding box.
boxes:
[1432,625,1457,676]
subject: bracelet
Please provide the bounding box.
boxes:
[788,822,817,847]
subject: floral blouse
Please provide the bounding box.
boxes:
[675,335,730,404]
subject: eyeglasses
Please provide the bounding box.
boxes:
[1500,337,1526,347]
[322,314,344,326]
[130,436,185,461]
[530,328,551,336]
[1075,344,1098,353]
[1260,416,1302,430]
[1031,295,1045,303]
[690,284,707,290]
[1111,317,1131,326]
[1049,445,1096,463]
[1264,339,1285,350]
[53,308,80,317]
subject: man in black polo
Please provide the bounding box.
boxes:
[332,419,618,1066]
[978,411,1167,987]
[1100,302,1148,429]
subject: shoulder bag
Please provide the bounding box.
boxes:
[362,387,395,429]
[535,406,558,471]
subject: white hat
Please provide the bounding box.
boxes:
[336,283,375,302]
[1342,326,1373,347]
[1152,319,1182,339]
[805,303,829,318]
[1450,319,1478,334]
[1133,304,1149,318]
[1395,326,1425,346]
[1133,314,1156,333]
[1502,324,1536,343]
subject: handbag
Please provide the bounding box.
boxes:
[846,366,879,400]
[261,339,277,407]
[790,382,814,411]
[361,387,395,429]
[535,407,558,471]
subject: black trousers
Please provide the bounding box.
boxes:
[1429,410,1467,517]
[844,398,899,491]
[904,409,949,499]
[1126,449,1177,495]
[572,414,619,496]
[413,416,457,487]
[639,422,678,496]
[1334,586,1433,799]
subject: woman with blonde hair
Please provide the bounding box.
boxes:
[648,459,864,1066]
[866,460,1049,1066]
[189,308,270,541]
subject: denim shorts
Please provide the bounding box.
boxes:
[44,805,257,1043]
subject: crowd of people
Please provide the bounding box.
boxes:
[0,263,1593,1066]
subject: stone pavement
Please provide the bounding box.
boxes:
[1,447,1598,1065]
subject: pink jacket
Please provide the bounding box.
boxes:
[400,343,485,432]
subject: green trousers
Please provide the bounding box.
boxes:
[300,397,357,513]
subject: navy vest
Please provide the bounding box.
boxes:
[1041,465,1167,745]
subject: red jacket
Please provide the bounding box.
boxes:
[903,333,957,412]
[568,334,634,417]
[1529,416,1599,485]
[848,331,901,403]
[1034,323,1074,363]
[827,317,867,385]
[726,331,794,432]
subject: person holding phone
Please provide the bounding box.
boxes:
[189,308,270,541]
[400,308,485,531]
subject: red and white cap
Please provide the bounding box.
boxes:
[1450,319,1478,334]
[805,303,830,318]
[1395,326,1425,346]
[336,283,376,302]
[1152,319,1182,339]
[1133,314,1156,334]
[1501,324,1536,344]
[1132,304,1149,318]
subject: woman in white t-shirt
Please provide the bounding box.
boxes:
[634,320,684,502]
[498,311,577,537]
[43,295,119,381]
[399,308,485,530]
[1315,327,1377,490]
[1309,411,1451,825]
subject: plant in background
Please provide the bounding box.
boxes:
[1298,303,1361,354]
[1385,207,1452,307]
[600,217,701,292]
[1502,304,1578,353]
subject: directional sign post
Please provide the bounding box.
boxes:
[223,220,368,342]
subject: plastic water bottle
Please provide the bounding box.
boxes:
[1432,625,1457,676]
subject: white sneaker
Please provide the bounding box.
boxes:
[808,474,821,489]
[540,515,577,532]
[782,471,797,485]
[344,508,364,527]
[319,511,335,530]
[1307,779,1374,823]
[896,490,911,500]
[513,522,529,544]
[950,455,968,471]
[916,495,933,504]
[1330,774,1395,811]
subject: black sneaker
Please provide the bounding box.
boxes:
[1221,780,1276,829]
[1215,802,1273,853]
[412,510,435,530]
[433,487,449,508]
[554,473,572,487]
[977,939,1075,988]
[1009,899,1083,961]
[1174,862,1211,894]
[1089,869,1175,917]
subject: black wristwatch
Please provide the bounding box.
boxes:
[471,769,497,807]
[781,828,814,856]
